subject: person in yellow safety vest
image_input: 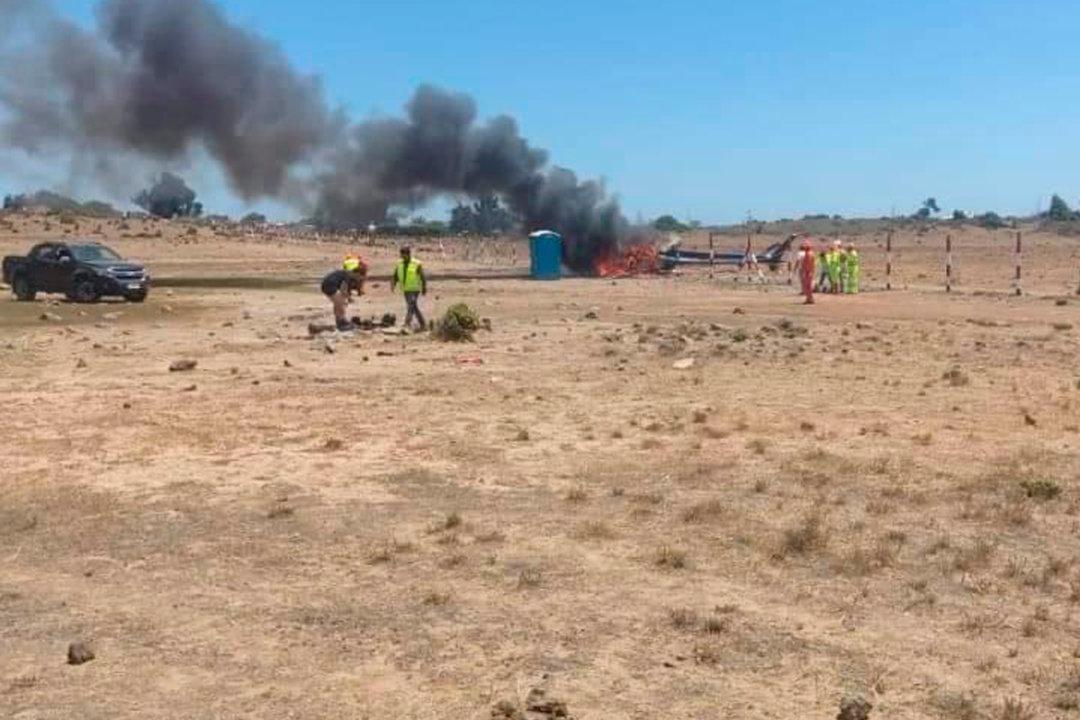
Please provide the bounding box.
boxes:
[391,246,428,330]
[815,240,831,292]
[843,242,861,294]
[826,240,843,294]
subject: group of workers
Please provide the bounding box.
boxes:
[321,246,428,332]
[794,238,860,305]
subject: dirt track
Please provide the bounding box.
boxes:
[3,216,1080,719]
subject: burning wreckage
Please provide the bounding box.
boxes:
[589,234,797,278]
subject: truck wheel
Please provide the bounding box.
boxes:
[126,290,148,304]
[12,275,36,302]
[71,278,100,304]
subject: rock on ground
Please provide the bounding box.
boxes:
[67,642,95,666]
[837,695,872,720]
[169,359,198,372]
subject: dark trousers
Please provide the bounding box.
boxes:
[404,292,426,329]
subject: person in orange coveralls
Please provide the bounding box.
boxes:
[794,237,816,304]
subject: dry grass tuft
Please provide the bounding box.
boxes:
[576,521,617,541]
[779,513,828,557]
[932,690,979,719]
[517,568,543,589]
[475,529,506,544]
[422,591,452,607]
[566,487,589,503]
[999,697,1035,720]
[267,505,295,520]
[701,426,729,440]
[656,545,689,570]
[952,538,996,573]
[746,438,770,455]
[1019,478,1061,501]
[669,607,698,630]
[701,615,728,635]
[681,499,724,524]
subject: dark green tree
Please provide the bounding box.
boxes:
[1048,194,1074,221]
[134,173,201,218]
[653,214,689,232]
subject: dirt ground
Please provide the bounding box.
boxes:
[2,214,1080,719]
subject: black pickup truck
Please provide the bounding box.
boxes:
[2,241,150,303]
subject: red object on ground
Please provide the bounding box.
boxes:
[798,243,816,304]
[594,244,661,278]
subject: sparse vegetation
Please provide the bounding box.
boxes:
[1019,478,1061,501]
[656,545,689,570]
[566,487,589,503]
[681,499,724,524]
[433,303,482,342]
[779,513,828,557]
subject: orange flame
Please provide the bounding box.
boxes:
[594,244,661,278]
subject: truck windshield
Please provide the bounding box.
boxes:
[69,244,123,262]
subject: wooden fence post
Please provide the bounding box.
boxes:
[946,235,953,293]
[886,231,893,291]
[1014,232,1023,296]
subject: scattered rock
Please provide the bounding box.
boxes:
[491,700,523,720]
[584,308,599,320]
[526,689,571,718]
[323,438,344,452]
[67,642,95,666]
[39,312,62,323]
[75,358,88,370]
[1023,411,1038,428]
[492,689,573,720]
[102,312,122,322]
[1056,299,1069,307]
[283,360,292,368]
[837,695,872,720]
[673,358,696,370]
[515,429,531,442]
[732,307,746,315]
[942,367,969,387]
[1052,323,1074,332]
[182,385,197,392]
[322,339,335,355]
[168,359,197,372]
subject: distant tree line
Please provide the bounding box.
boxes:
[2,191,120,218]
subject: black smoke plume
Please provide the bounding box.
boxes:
[0,0,338,199]
[133,172,201,218]
[0,0,628,271]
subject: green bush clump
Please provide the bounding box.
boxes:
[434,303,481,342]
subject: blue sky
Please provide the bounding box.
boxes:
[24,0,1080,223]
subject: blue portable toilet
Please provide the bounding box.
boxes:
[529,230,562,280]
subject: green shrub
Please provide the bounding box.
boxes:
[434,303,481,342]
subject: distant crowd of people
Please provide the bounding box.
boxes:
[794,238,860,304]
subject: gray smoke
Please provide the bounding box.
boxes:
[0,0,627,270]
[0,0,339,199]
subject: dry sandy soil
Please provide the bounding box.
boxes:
[2,214,1080,719]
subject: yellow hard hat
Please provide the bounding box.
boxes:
[343,256,361,271]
